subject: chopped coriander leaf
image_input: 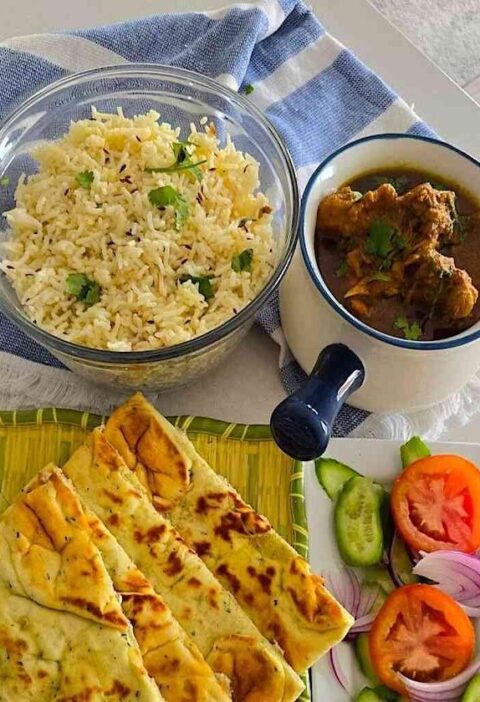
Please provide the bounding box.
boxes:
[366,221,395,258]
[370,271,391,282]
[232,248,254,272]
[390,175,409,194]
[146,141,206,181]
[180,274,214,300]
[243,84,254,95]
[0,176,9,187]
[148,185,189,230]
[173,141,190,163]
[336,260,349,278]
[429,180,447,191]
[394,316,422,341]
[75,170,94,189]
[370,174,409,194]
[454,212,470,241]
[393,231,408,251]
[65,273,101,307]
[147,159,206,180]
[366,221,409,271]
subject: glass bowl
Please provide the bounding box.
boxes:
[0,64,298,391]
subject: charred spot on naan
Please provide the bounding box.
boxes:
[196,490,271,543]
[286,557,346,629]
[0,628,28,658]
[207,635,287,702]
[122,593,176,651]
[105,393,191,510]
[123,593,227,702]
[3,472,129,631]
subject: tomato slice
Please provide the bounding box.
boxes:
[369,584,475,694]
[390,454,480,553]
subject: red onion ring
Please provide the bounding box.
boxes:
[399,656,480,701]
[413,550,480,615]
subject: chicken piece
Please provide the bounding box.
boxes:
[316,184,398,237]
[407,246,478,321]
[399,183,456,246]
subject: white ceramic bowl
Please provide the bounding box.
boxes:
[280,134,480,416]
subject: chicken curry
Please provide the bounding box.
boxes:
[315,170,480,341]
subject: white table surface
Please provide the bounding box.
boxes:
[1,0,479,440]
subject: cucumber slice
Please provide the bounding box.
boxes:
[372,686,401,701]
[389,531,419,586]
[379,490,394,547]
[400,436,431,468]
[355,633,380,685]
[315,457,360,499]
[355,688,382,702]
[334,476,384,567]
[462,673,480,702]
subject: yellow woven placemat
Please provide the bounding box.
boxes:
[0,407,310,701]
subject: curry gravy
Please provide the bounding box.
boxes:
[315,169,480,341]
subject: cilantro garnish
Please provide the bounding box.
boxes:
[66,273,101,307]
[180,274,214,300]
[370,174,409,194]
[370,271,391,282]
[336,260,349,278]
[394,316,422,341]
[243,84,254,95]
[146,141,206,182]
[75,171,94,189]
[148,185,189,230]
[232,248,253,273]
[366,221,396,258]
[429,180,447,191]
[453,211,470,242]
[0,176,10,187]
[366,221,408,270]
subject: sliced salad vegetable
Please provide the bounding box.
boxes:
[385,530,419,588]
[335,476,384,567]
[355,633,380,686]
[316,457,360,499]
[355,688,383,702]
[369,584,475,694]
[391,454,480,553]
[400,435,431,468]
[317,436,480,701]
[413,550,480,617]
[463,673,480,702]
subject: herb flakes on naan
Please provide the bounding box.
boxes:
[105,393,353,672]
[63,428,304,702]
[0,464,164,702]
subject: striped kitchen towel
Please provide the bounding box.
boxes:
[2,0,475,438]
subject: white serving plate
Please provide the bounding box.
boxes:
[305,438,480,700]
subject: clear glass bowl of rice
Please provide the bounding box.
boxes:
[0,64,298,391]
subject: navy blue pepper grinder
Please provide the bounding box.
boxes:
[270,343,365,461]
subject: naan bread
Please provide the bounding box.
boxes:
[64,429,304,702]
[24,467,231,702]
[0,464,163,702]
[105,394,353,672]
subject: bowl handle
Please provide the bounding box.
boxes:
[270,344,365,460]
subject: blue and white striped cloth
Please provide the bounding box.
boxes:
[0,0,434,433]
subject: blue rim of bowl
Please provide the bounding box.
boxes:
[0,63,299,364]
[300,132,480,351]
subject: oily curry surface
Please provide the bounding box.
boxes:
[315,169,480,341]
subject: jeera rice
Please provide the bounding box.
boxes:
[0,108,275,351]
